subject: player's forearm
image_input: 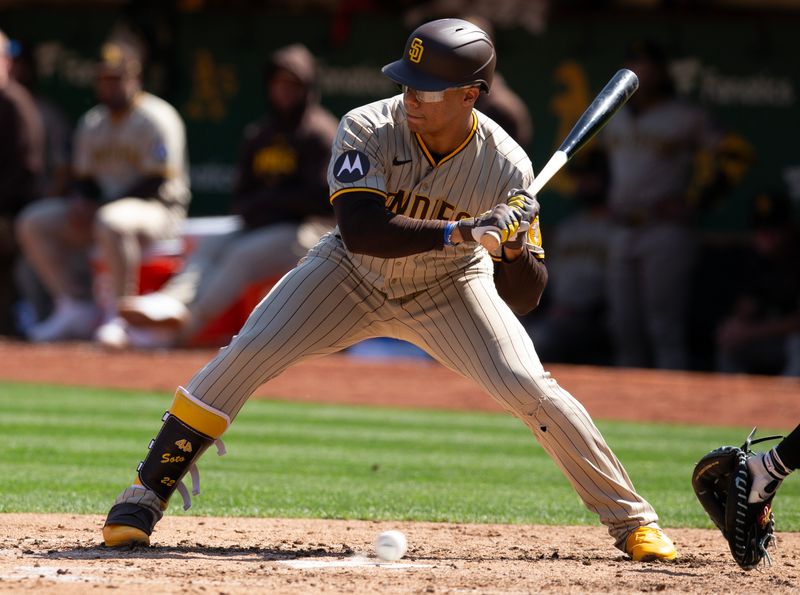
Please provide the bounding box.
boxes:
[334,193,447,258]
[493,250,548,315]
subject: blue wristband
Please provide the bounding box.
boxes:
[444,221,457,246]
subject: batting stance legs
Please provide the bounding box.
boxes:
[104,241,670,556]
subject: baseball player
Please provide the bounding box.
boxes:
[115,43,338,347]
[600,40,724,370]
[16,40,190,345]
[102,19,676,562]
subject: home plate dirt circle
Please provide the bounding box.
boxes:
[279,557,434,570]
[2,514,799,594]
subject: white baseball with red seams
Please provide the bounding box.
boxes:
[375,530,407,561]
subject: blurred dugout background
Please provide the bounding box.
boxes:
[2,0,800,371]
[1,0,798,227]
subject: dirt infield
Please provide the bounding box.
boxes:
[1,514,799,594]
[1,339,799,593]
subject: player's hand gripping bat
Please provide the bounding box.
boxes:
[480,68,639,252]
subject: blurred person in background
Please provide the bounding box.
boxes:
[463,14,532,148]
[15,40,190,345]
[525,148,612,365]
[0,29,44,337]
[116,43,338,347]
[10,38,74,328]
[601,40,729,370]
[10,39,72,198]
[715,191,800,377]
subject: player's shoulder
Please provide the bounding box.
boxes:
[307,104,340,128]
[474,109,532,173]
[0,79,35,111]
[133,92,185,130]
[77,104,109,131]
[303,104,340,140]
[339,95,403,135]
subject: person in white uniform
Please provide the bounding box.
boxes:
[16,40,190,344]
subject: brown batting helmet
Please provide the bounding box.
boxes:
[382,18,495,93]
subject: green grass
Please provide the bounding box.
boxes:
[1,382,798,530]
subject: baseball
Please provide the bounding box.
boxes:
[374,529,407,561]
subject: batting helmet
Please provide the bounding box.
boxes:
[382,18,495,93]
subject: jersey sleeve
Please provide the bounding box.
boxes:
[139,109,187,179]
[328,111,387,203]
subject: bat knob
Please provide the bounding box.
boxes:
[480,230,501,253]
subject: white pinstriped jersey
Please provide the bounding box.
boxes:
[73,92,190,210]
[326,94,543,299]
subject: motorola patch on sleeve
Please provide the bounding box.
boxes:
[333,150,370,182]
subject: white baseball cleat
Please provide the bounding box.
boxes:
[118,293,190,330]
[94,316,178,350]
[27,297,101,342]
[94,317,131,350]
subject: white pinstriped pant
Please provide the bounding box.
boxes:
[184,236,659,548]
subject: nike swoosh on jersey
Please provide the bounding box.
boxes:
[392,157,412,165]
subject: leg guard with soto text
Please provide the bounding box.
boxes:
[103,387,229,546]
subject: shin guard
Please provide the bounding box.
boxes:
[137,386,229,510]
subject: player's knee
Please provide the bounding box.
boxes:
[15,201,50,244]
[93,210,125,242]
[501,370,565,418]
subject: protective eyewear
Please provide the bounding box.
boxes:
[400,84,475,103]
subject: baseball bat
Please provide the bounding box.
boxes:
[480,68,639,252]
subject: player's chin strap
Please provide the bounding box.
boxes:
[137,387,230,511]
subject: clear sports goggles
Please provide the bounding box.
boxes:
[400,84,476,103]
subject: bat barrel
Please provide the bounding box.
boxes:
[478,69,638,252]
[557,68,639,159]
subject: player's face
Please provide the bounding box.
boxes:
[402,85,479,136]
[268,70,306,114]
[626,57,668,103]
[96,71,139,111]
